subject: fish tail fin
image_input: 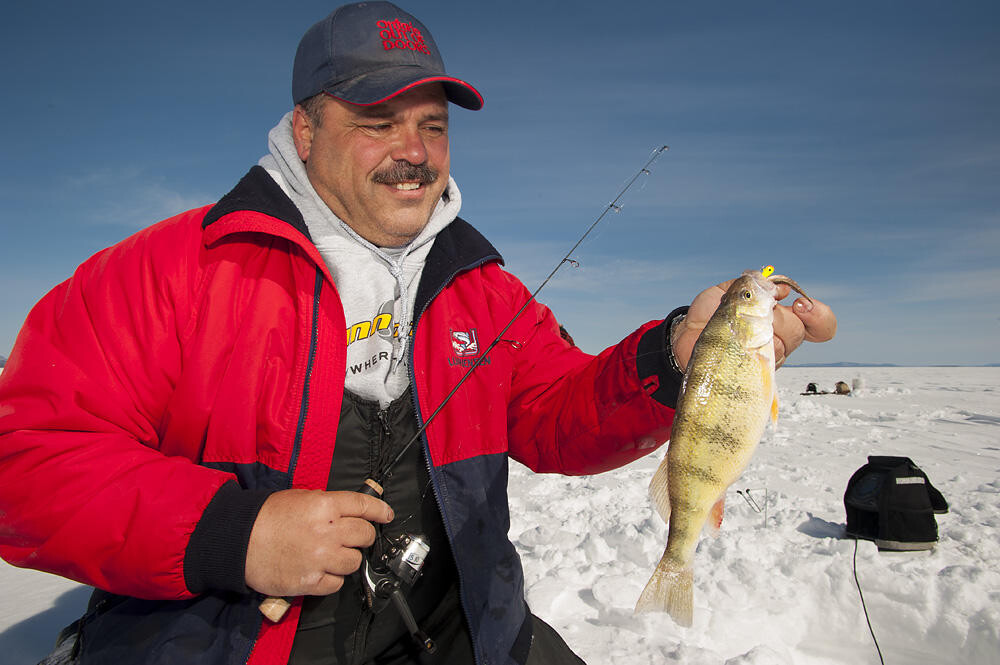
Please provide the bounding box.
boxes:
[634,555,694,627]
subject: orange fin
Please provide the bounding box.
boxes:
[756,348,779,425]
[707,496,725,535]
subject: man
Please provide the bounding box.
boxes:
[0,3,836,664]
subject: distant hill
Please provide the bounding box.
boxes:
[786,362,899,368]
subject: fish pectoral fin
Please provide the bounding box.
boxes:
[707,496,725,536]
[648,456,672,524]
[755,347,779,425]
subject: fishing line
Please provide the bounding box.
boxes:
[852,537,886,665]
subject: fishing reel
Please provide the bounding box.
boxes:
[361,532,436,653]
[362,532,430,610]
[358,478,436,654]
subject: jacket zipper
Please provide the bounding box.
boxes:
[285,267,324,487]
[406,254,500,665]
[377,407,392,478]
[351,405,392,665]
[243,603,266,665]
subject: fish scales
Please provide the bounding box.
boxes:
[635,268,810,627]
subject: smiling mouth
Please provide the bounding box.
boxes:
[372,161,439,191]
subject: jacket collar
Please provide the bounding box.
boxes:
[414,217,503,322]
[203,165,311,240]
[201,166,504,311]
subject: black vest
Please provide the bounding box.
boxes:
[289,388,458,665]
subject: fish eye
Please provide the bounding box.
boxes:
[742,290,752,300]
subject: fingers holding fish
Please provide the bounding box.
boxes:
[675,273,799,371]
[772,294,836,366]
[772,304,804,368]
[770,274,836,345]
[796,295,837,344]
[674,270,835,372]
[670,281,727,371]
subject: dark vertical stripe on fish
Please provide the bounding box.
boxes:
[668,461,723,487]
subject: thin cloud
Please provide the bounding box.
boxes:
[61,168,210,228]
[892,266,1000,305]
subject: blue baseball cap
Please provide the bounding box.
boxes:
[292,2,483,110]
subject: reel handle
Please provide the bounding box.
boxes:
[391,588,437,653]
[258,478,385,622]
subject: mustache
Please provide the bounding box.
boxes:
[371,161,439,186]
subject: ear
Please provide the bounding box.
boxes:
[292,105,315,162]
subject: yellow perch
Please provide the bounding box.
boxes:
[635,266,810,626]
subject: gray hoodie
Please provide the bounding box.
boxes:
[258,112,462,408]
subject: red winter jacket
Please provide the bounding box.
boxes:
[0,167,678,665]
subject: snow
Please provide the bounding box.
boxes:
[2,367,998,663]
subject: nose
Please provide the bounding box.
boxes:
[389,124,429,166]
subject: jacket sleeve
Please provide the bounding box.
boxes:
[0,214,240,600]
[494,271,681,475]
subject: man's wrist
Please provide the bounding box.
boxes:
[184,481,276,595]
[636,306,689,409]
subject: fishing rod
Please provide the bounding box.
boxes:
[259,145,670,626]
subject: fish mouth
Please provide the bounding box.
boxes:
[746,270,779,297]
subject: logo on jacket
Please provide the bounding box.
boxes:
[451,329,479,357]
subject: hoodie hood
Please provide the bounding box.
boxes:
[259,111,461,407]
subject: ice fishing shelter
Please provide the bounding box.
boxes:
[844,456,948,551]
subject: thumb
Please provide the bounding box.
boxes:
[792,297,837,343]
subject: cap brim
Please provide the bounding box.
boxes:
[324,66,483,110]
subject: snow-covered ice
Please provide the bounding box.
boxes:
[512,367,999,664]
[2,367,998,663]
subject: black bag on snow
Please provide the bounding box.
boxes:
[844,456,948,551]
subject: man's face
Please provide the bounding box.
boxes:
[293,84,451,248]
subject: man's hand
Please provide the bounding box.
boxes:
[245,489,394,597]
[671,278,837,371]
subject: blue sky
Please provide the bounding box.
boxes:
[1,1,998,365]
